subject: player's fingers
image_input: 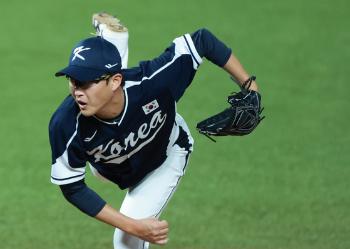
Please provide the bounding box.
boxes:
[155,233,168,241]
[155,238,168,245]
[159,230,168,235]
[155,228,168,237]
[158,220,168,229]
[158,227,169,235]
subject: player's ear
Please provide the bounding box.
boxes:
[110,73,123,91]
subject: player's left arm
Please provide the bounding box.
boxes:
[223,54,258,91]
[191,28,259,91]
[166,28,258,102]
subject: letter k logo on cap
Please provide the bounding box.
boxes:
[72,46,91,61]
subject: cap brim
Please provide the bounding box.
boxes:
[55,65,106,82]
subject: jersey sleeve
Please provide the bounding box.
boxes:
[49,104,87,185]
[164,33,203,101]
[191,28,232,67]
[60,180,106,217]
[123,28,232,101]
[169,29,232,101]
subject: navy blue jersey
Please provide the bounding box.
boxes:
[49,30,231,189]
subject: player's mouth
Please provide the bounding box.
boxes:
[76,100,87,110]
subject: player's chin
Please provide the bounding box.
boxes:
[79,107,96,117]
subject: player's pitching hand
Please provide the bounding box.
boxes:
[135,217,169,245]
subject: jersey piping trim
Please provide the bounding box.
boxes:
[93,116,118,125]
[50,112,86,185]
[124,34,203,89]
[183,34,199,67]
[183,33,203,69]
[51,172,85,181]
[66,112,81,148]
[119,87,129,124]
[124,54,179,89]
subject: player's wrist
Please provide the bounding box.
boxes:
[123,217,142,236]
[249,81,259,92]
[241,76,258,92]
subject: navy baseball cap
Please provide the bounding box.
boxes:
[55,36,122,83]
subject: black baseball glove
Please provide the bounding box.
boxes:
[196,76,264,141]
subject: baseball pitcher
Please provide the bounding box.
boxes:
[49,12,263,249]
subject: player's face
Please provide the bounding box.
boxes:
[68,75,121,117]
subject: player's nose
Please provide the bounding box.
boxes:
[73,88,85,98]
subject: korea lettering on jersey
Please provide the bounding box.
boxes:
[49,34,202,189]
[86,108,166,164]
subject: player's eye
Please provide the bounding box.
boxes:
[66,76,93,89]
[79,82,94,90]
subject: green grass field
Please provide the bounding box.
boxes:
[0,0,349,248]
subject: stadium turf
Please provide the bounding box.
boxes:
[0,0,349,248]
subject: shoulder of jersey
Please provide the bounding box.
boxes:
[49,95,80,130]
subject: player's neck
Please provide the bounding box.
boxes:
[95,87,125,120]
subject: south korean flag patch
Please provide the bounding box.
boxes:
[142,99,159,115]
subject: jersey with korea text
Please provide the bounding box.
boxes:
[49,34,203,189]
